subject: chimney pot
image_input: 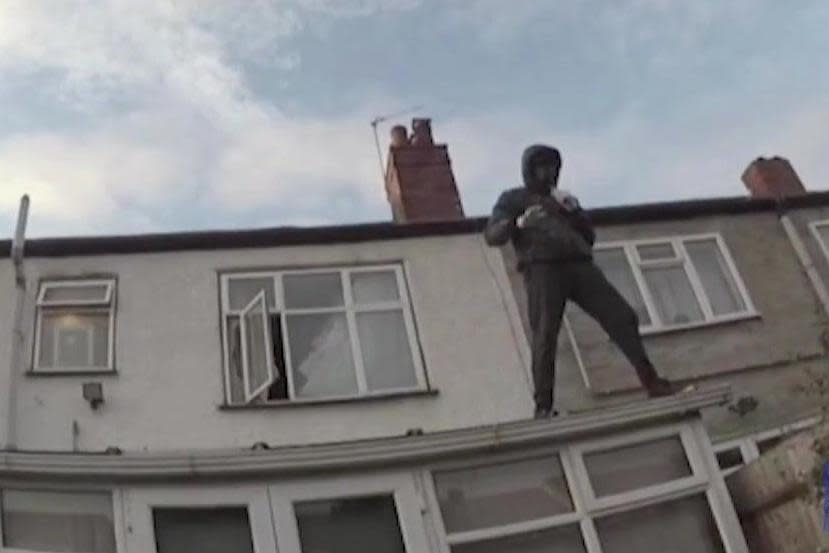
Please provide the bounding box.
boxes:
[410,118,434,146]
[390,125,408,147]
[742,156,806,199]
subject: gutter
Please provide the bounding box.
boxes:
[4,195,29,451]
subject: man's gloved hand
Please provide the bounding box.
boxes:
[517,205,546,228]
[552,189,580,211]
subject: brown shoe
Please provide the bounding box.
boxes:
[646,377,675,398]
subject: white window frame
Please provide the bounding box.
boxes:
[569,424,708,513]
[594,233,757,334]
[220,264,427,405]
[424,422,746,553]
[239,291,277,403]
[808,219,829,264]
[713,415,820,476]
[32,279,116,373]
[425,447,583,549]
[269,472,431,553]
[0,485,125,553]
[124,485,276,553]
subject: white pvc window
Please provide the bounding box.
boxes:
[427,424,741,553]
[125,486,275,553]
[269,473,430,553]
[593,234,756,333]
[220,265,425,405]
[239,291,276,403]
[33,279,116,373]
[713,415,820,476]
[0,489,117,553]
[126,474,428,553]
[808,220,829,265]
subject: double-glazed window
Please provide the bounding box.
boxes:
[714,416,819,476]
[220,265,426,405]
[0,489,116,552]
[430,427,728,553]
[128,474,430,553]
[593,235,755,332]
[33,279,116,373]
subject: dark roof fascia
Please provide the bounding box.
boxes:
[3,191,829,258]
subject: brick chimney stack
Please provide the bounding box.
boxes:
[384,118,465,223]
[742,157,806,199]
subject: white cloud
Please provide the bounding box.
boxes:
[0,0,412,236]
[442,100,829,217]
[0,0,826,238]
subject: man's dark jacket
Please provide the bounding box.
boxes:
[484,145,596,269]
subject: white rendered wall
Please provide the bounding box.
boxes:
[0,233,535,452]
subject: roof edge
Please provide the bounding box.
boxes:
[0,385,730,482]
[3,192,829,258]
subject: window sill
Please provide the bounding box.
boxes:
[219,388,439,410]
[26,369,117,377]
[639,311,761,337]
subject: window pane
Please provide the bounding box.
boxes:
[637,243,676,261]
[642,266,704,325]
[228,277,275,311]
[357,310,417,391]
[295,495,405,553]
[351,270,400,304]
[1,490,116,553]
[284,273,344,309]
[685,240,746,315]
[584,436,692,497]
[39,312,109,368]
[227,316,245,404]
[42,284,109,303]
[227,315,287,404]
[595,494,725,553]
[452,525,586,553]
[242,294,273,400]
[153,507,254,553]
[434,456,573,533]
[715,447,744,470]
[817,225,829,253]
[286,313,357,398]
[594,248,651,326]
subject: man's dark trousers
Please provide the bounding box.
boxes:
[524,260,660,411]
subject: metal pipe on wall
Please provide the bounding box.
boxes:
[4,195,29,451]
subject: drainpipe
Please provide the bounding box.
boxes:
[779,212,829,318]
[4,195,29,451]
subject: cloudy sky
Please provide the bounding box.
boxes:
[1,0,828,238]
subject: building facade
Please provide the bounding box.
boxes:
[2,119,823,552]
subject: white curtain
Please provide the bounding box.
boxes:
[642,265,703,325]
[2,490,116,553]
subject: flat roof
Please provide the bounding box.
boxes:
[0,385,729,482]
[3,191,829,258]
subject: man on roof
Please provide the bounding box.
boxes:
[485,144,675,419]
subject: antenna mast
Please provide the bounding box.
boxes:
[370,105,423,184]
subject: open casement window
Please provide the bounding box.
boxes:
[239,291,277,404]
[220,265,425,405]
[33,279,116,373]
[593,234,755,333]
